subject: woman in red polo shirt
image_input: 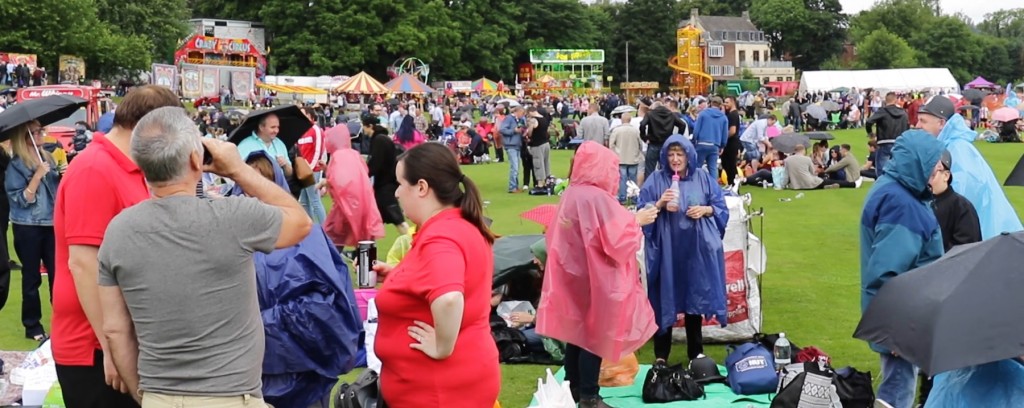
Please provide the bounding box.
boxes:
[372,142,499,407]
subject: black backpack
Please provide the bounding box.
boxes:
[491,325,528,362]
[335,369,387,408]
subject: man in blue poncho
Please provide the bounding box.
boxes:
[916,96,1024,239]
[860,130,945,408]
[638,134,729,364]
[235,151,363,408]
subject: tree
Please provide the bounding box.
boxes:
[750,0,846,70]
[907,16,979,82]
[96,0,191,63]
[856,28,917,69]
[613,0,681,82]
[188,0,264,21]
[449,0,524,80]
[849,0,938,43]
[978,8,1024,41]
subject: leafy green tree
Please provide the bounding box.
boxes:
[187,0,264,21]
[856,28,917,69]
[96,0,191,63]
[613,0,680,82]
[449,0,524,80]
[907,16,979,82]
[979,9,1024,41]
[849,0,938,42]
[750,0,846,70]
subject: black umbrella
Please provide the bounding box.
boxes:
[798,132,834,141]
[0,95,88,141]
[962,88,989,104]
[228,105,311,149]
[1004,153,1024,187]
[854,232,1024,375]
[770,133,811,155]
[493,234,543,288]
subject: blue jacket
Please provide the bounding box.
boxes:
[692,107,728,148]
[927,359,1024,407]
[242,150,362,407]
[638,135,729,330]
[938,114,1023,238]
[499,114,523,148]
[860,130,944,354]
[5,155,60,226]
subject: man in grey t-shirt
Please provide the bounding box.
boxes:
[98,107,312,406]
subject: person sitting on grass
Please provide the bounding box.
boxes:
[821,144,862,185]
[784,144,861,190]
[742,148,782,187]
[860,139,878,180]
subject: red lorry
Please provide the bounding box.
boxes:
[15,85,114,150]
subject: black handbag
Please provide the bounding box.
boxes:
[641,364,705,403]
[833,366,875,407]
[335,369,388,408]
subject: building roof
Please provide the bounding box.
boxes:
[683,15,758,32]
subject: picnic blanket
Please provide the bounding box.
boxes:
[529,364,772,407]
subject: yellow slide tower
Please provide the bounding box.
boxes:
[669,25,712,95]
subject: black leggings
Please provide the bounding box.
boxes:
[521,147,535,187]
[653,314,704,361]
[564,343,602,400]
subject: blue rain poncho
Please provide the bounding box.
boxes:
[937,114,1023,238]
[638,135,730,331]
[926,359,1024,407]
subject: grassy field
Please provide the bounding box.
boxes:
[1,126,1022,407]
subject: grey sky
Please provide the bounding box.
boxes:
[838,0,1024,24]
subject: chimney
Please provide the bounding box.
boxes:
[691,8,699,21]
[742,10,750,20]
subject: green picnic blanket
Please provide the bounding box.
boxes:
[529,364,773,407]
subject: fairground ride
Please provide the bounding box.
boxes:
[669,25,713,95]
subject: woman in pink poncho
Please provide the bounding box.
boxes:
[320,125,385,248]
[536,141,659,408]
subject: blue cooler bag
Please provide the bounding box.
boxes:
[725,342,778,395]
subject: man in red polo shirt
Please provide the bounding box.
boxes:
[296,106,326,223]
[52,85,182,408]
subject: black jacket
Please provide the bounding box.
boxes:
[865,105,909,143]
[931,187,982,252]
[640,106,688,145]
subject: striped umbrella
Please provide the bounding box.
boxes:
[473,77,498,92]
[383,73,435,94]
[334,71,388,94]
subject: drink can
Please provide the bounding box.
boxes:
[357,241,377,288]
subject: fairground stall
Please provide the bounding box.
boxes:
[518,49,606,96]
[172,34,265,100]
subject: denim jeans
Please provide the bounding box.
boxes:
[877,352,918,408]
[618,164,638,203]
[644,144,662,178]
[564,343,602,399]
[875,143,894,177]
[506,146,521,192]
[695,144,720,181]
[299,172,326,224]
[12,224,55,337]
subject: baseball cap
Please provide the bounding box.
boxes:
[940,149,952,171]
[919,96,955,120]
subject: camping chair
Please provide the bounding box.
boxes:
[827,112,842,130]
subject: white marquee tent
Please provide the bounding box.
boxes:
[798,68,960,93]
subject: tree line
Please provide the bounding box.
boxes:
[1,0,1022,85]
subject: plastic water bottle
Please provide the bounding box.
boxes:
[774,333,792,367]
[666,174,681,212]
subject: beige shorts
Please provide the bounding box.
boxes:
[141,392,272,408]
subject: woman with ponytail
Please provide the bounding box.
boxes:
[371,142,499,407]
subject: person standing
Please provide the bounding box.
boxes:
[99,107,312,407]
[639,135,728,365]
[692,97,728,182]
[610,112,644,203]
[537,141,658,407]
[527,107,553,189]
[0,143,10,311]
[370,143,500,407]
[236,114,294,178]
[739,114,776,167]
[297,107,327,224]
[864,92,909,177]
[500,106,525,193]
[362,116,409,236]
[722,97,743,186]
[52,85,181,408]
[860,130,945,408]
[5,121,61,341]
[578,103,610,146]
[639,102,688,177]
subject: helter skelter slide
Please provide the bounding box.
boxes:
[669,25,713,96]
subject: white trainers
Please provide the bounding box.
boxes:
[855,177,863,188]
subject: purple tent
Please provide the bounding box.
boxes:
[965,76,997,89]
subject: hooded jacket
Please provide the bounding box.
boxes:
[931,186,981,252]
[637,135,729,330]
[693,107,728,148]
[640,105,688,145]
[535,141,657,361]
[235,150,362,408]
[860,130,944,354]
[938,114,1024,239]
[864,105,909,143]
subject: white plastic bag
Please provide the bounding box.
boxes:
[10,340,57,405]
[364,299,381,374]
[532,369,575,408]
[496,301,536,327]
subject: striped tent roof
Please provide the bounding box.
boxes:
[256,83,327,94]
[384,73,434,94]
[334,71,388,94]
[473,77,498,92]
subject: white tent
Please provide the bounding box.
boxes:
[798,68,960,94]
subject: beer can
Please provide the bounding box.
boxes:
[357,241,377,288]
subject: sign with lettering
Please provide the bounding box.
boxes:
[184,36,259,56]
[529,49,605,64]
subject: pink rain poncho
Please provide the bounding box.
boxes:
[323,126,385,247]
[536,141,657,361]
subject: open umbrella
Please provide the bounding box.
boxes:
[498,98,521,108]
[805,104,828,121]
[829,87,849,93]
[854,232,1024,375]
[770,133,811,154]
[611,105,637,115]
[0,95,88,141]
[962,88,989,104]
[798,132,834,141]
[1004,153,1024,187]
[228,105,312,149]
[521,204,557,229]
[819,101,840,111]
[992,107,1021,123]
[493,234,544,288]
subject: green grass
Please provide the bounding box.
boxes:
[4,128,1023,407]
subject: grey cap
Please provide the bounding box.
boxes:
[940,149,952,170]
[919,96,955,120]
